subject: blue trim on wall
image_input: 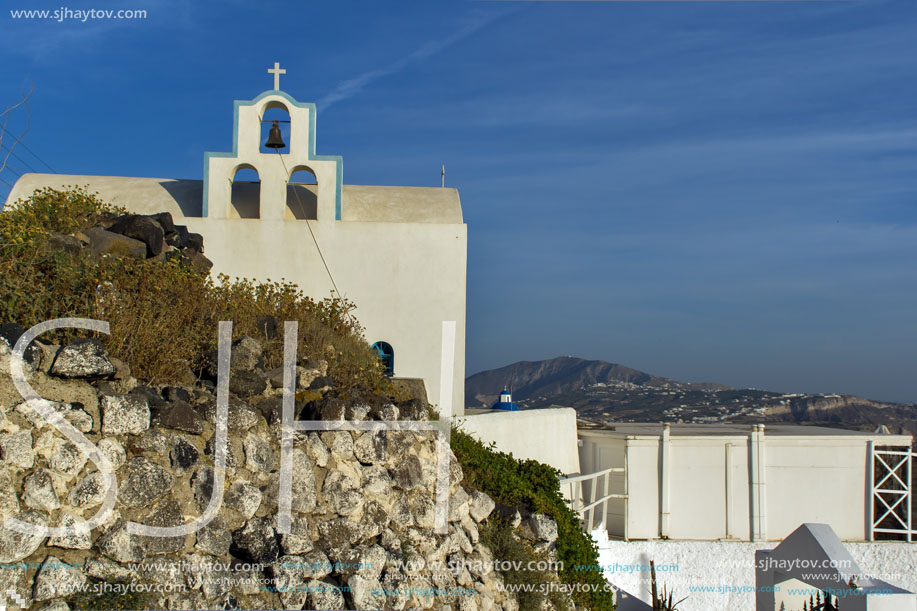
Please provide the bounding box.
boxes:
[202,89,343,220]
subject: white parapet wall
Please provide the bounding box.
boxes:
[594,533,917,611]
[456,408,581,475]
[578,424,913,541]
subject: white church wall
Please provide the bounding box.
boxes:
[182,216,468,416]
[8,80,471,416]
[457,408,581,475]
[7,173,469,415]
[5,175,464,225]
[595,533,917,611]
[7,174,204,217]
[342,185,463,223]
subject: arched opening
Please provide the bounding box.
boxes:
[230,165,261,218]
[260,102,291,154]
[286,167,318,220]
[371,342,394,377]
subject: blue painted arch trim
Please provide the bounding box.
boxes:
[202,89,344,220]
[371,341,395,377]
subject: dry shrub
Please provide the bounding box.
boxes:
[0,187,391,394]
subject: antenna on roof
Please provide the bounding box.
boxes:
[441,164,445,188]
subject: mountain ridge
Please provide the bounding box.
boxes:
[465,356,917,435]
[465,355,730,408]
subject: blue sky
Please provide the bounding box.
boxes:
[1,0,916,402]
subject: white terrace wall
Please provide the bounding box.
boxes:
[596,533,917,611]
[579,428,913,541]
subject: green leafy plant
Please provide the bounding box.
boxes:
[650,560,686,611]
[451,428,615,611]
[480,517,571,611]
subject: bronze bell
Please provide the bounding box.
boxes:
[265,120,286,149]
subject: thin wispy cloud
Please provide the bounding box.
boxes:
[316,9,517,111]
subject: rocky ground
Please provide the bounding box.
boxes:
[42,210,213,273]
[0,328,564,611]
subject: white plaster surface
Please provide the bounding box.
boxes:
[5,175,463,225]
[456,408,581,475]
[579,427,913,541]
[594,530,917,611]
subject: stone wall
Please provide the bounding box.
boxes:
[0,330,561,611]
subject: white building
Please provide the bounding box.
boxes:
[755,523,917,611]
[567,422,917,610]
[7,64,468,415]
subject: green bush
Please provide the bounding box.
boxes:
[451,428,616,610]
[0,187,394,394]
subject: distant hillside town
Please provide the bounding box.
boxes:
[466,356,917,435]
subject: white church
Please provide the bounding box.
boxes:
[7,64,468,416]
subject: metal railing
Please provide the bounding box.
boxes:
[559,466,626,533]
[869,442,915,542]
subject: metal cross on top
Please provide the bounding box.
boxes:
[268,62,286,90]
